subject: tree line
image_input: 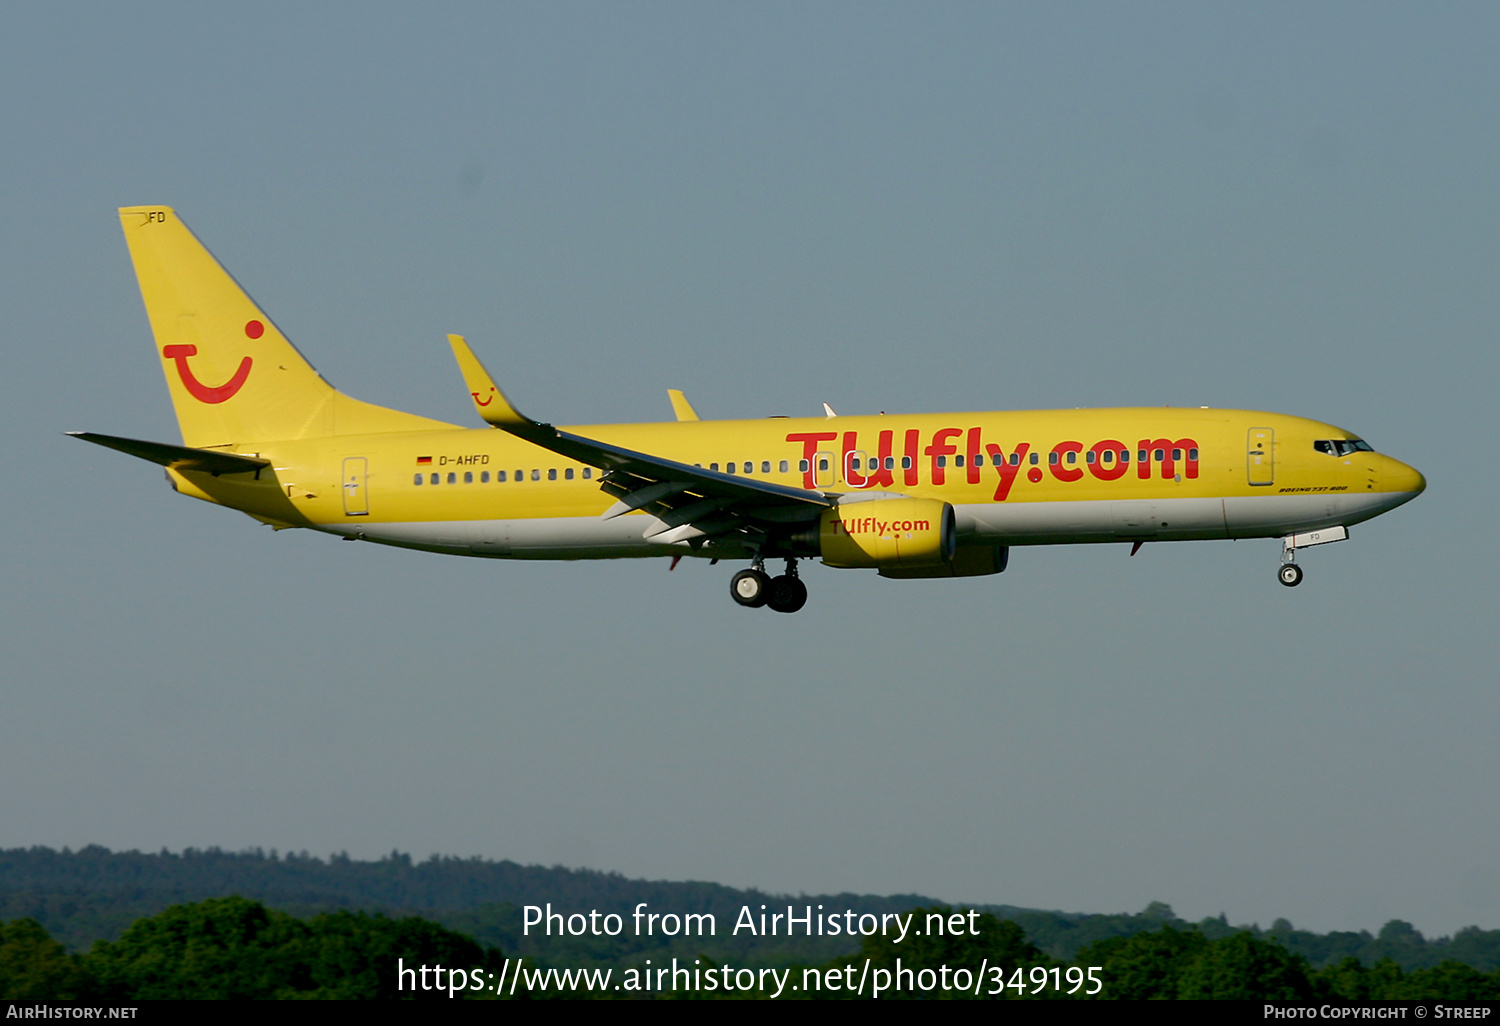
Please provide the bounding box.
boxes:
[4,899,1499,1001]
[5,846,1497,974]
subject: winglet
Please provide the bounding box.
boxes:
[668,389,700,422]
[448,335,552,441]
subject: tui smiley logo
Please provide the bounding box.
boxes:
[162,319,260,403]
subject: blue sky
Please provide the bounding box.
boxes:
[1,3,1496,936]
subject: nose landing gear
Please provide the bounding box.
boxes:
[1276,526,1348,587]
[729,559,807,612]
[1279,536,1305,588]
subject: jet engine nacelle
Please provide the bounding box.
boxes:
[818,497,956,569]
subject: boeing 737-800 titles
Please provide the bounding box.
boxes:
[73,207,1426,613]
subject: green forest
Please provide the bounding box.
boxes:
[2,846,1497,1000]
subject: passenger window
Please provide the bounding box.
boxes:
[762,461,771,473]
[515,470,523,481]
[413,474,423,485]
[936,456,947,468]
[447,473,456,484]
[1120,449,1129,463]
[497,471,507,482]
[1066,451,1077,464]
[1086,451,1096,464]
[431,473,439,485]
[1188,448,1198,461]
[726,462,736,474]
[1049,452,1058,465]
[1172,448,1182,462]
[711,463,719,471]
[1010,453,1020,466]
[818,458,829,472]
[1030,453,1039,465]
[481,471,490,483]
[464,472,473,483]
[565,468,574,480]
[1137,449,1147,463]
[548,468,557,481]
[744,462,752,474]
[531,469,540,481]
[884,457,895,470]
[1101,451,1112,465]
[973,454,984,466]
[1153,449,1164,462]
[583,468,592,479]
[954,455,964,467]
[799,459,809,472]
[780,460,789,473]
[902,456,912,470]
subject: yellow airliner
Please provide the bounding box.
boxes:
[74,206,1426,613]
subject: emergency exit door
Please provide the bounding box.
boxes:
[814,451,837,488]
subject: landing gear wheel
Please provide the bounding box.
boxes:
[730,568,771,607]
[1278,564,1304,588]
[765,575,808,613]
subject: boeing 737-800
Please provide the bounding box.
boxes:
[73,207,1426,613]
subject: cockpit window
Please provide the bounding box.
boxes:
[1315,439,1374,456]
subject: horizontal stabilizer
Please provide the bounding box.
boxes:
[67,431,269,476]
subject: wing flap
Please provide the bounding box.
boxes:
[601,479,694,520]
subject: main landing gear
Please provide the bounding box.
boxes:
[730,559,807,613]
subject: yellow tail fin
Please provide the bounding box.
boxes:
[119,206,453,447]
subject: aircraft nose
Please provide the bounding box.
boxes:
[1386,458,1425,496]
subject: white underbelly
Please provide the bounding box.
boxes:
[955,491,1412,544]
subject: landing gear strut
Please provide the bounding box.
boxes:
[1278,538,1304,588]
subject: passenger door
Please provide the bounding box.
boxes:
[1247,428,1274,486]
[342,456,369,515]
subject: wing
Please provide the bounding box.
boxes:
[448,335,831,548]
